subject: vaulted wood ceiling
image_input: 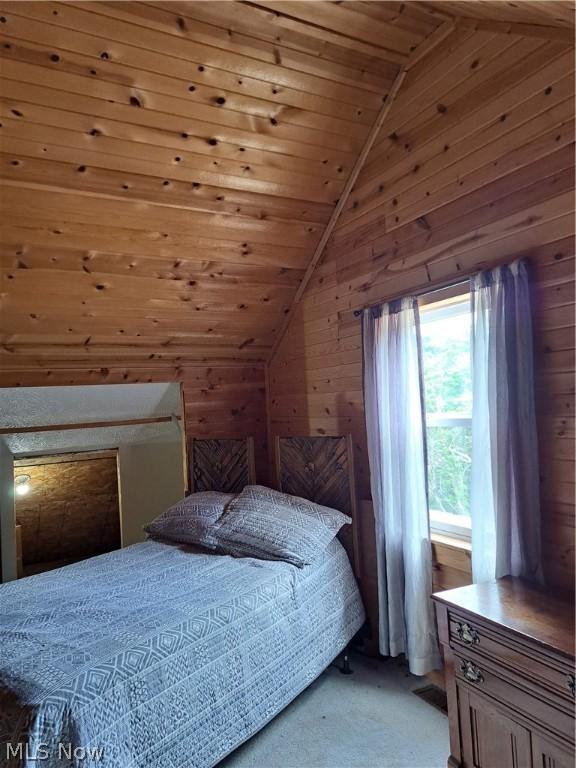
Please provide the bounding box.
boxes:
[418,1,575,30]
[0,1,574,371]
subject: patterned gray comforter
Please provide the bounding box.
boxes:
[0,539,364,768]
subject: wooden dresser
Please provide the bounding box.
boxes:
[433,578,575,768]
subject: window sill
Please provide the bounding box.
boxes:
[431,531,471,552]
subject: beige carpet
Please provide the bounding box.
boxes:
[220,653,449,768]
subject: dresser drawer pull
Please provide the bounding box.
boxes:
[456,622,480,646]
[461,660,484,684]
[567,674,575,697]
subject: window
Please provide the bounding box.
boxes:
[420,289,472,539]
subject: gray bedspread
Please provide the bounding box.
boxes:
[0,538,364,768]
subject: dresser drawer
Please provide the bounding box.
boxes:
[454,650,575,744]
[449,611,575,704]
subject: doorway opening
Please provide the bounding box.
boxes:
[14,450,121,577]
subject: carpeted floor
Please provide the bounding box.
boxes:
[220,653,449,768]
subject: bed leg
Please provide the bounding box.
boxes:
[340,652,353,675]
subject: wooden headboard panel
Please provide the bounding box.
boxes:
[274,435,360,577]
[188,437,256,494]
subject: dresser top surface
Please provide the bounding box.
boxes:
[433,577,575,659]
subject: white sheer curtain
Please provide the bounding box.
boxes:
[363,298,440,676]
[471,259,543,583]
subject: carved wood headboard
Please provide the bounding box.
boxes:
[274,434,360,577]
[188,437,256,494]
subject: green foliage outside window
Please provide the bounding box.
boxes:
[421,313,472,518]
[421,333,471,414]
[426,426,472,516]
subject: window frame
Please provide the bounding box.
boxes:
[419,284,472,542]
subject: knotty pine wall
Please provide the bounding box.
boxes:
[268,27,575,617]
[0,364,269,485]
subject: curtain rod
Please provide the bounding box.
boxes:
[352,277,470,317]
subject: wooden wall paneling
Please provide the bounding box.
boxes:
[0,58,369,149]
[405,20,456,70]
[0,2,573,601]
[2,0,440,370]
[366,47,569,173]
[0,158,332,224]
[0,364,270,488]
[368,29,531,152]
[4,2,391,99]
[330,142,575,265]
[268,20,576,645]
[431,536,473,592]
[0,242,306,282]
[269,67,407,358]
[82,2,402,86]
[267,15,465,358]
[180,365,269,486]
[164,2,416,65]
[0,11,379,123]
[455,17,575,44]
[1,187,323,248]
[248,2,425,56]
[81,1,397,89]
[7,2,564,372]
[0,135,344,204]
[417,1,575,33]
[342,46,573,230]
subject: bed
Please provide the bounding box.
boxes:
[0,436,365,768]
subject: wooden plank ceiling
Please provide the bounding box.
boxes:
[0,1,573,371]
[417,1,575,30]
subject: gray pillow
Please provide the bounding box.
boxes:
[212,485,350,567]
[144,491,234,550]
